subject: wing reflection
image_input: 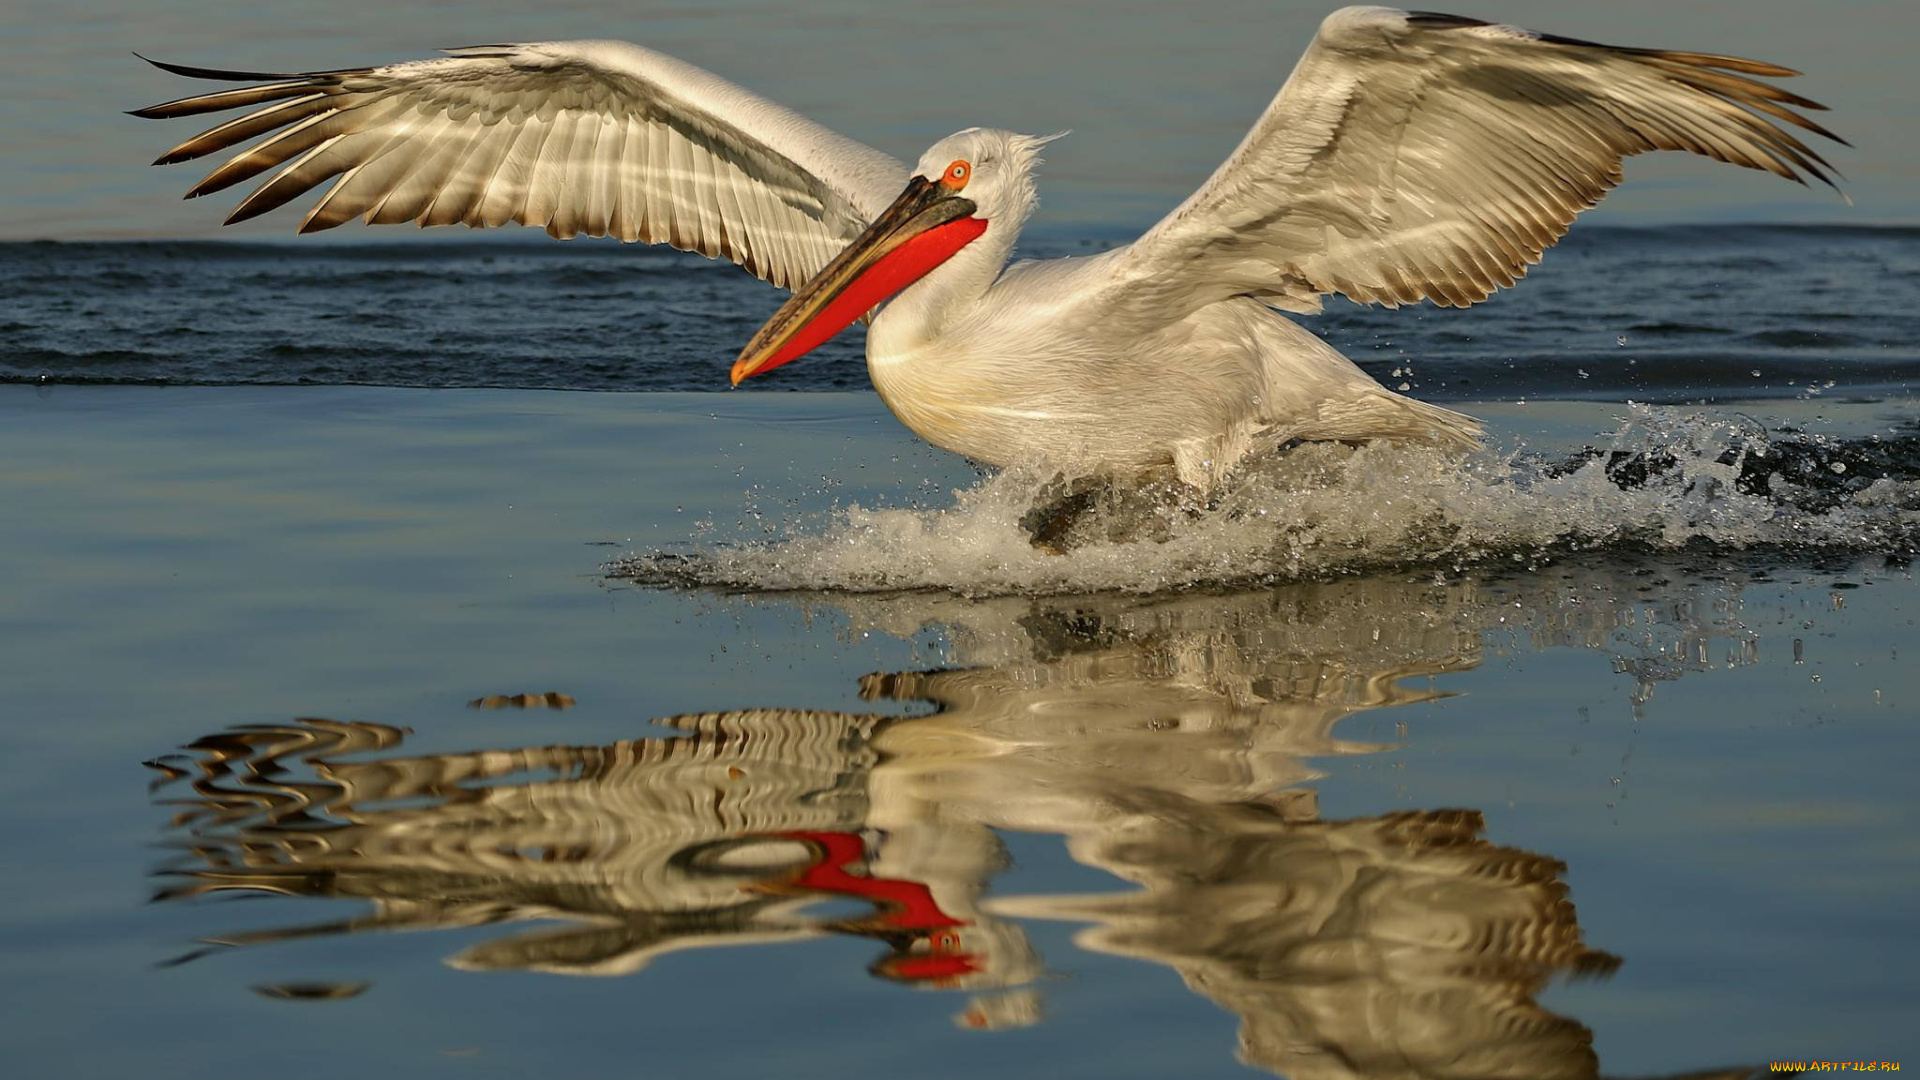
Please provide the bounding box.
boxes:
[149,572,1762,1078]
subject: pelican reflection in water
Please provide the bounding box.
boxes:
[135,9,1843,496]
[146,572,1773,1078]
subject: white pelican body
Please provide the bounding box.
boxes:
[859,214,1465,490]
[136,7,1841,491]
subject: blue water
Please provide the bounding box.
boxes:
[6,225,1919,400]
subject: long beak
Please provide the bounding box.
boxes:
[730,176,985,385]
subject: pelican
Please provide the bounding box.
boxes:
[135,7,1843,492]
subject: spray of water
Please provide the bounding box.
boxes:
[613,405,1920,597]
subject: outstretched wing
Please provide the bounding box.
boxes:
[1107,6,1845,317]
[134,41,910,292]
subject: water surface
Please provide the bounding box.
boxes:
[0,386,1914,1078]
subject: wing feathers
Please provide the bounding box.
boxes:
[226,134,350,224]
[136,42,907,292]
[185,108,340,198]
[1622,48,1799,79]
[130,80,324,120]
[1117,7,1846,316]
[151,94,330,165]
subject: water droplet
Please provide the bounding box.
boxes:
[1829,461,1847,474]
[1616,335,1627,347]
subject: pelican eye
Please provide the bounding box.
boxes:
[941,160,971,190]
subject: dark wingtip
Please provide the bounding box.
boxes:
[296,215,345,236]
[1405,12,1492,29]
[223,201,271,227]
[133,52,298,82]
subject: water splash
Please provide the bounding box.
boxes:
[613,405,1920,597]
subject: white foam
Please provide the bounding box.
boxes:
[614,404,1920,597]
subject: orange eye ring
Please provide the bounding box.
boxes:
[941,160,971,190]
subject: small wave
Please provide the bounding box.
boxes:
[612,406,1920,597]
[1625,321,1723,336]
[1,347,168,369]
[1744,328,1863,348]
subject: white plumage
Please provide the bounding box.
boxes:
[137,40,907,291]
[138,7,1842,490]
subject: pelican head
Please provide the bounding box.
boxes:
[910,127,1058,230]
[731,128,1062,384]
